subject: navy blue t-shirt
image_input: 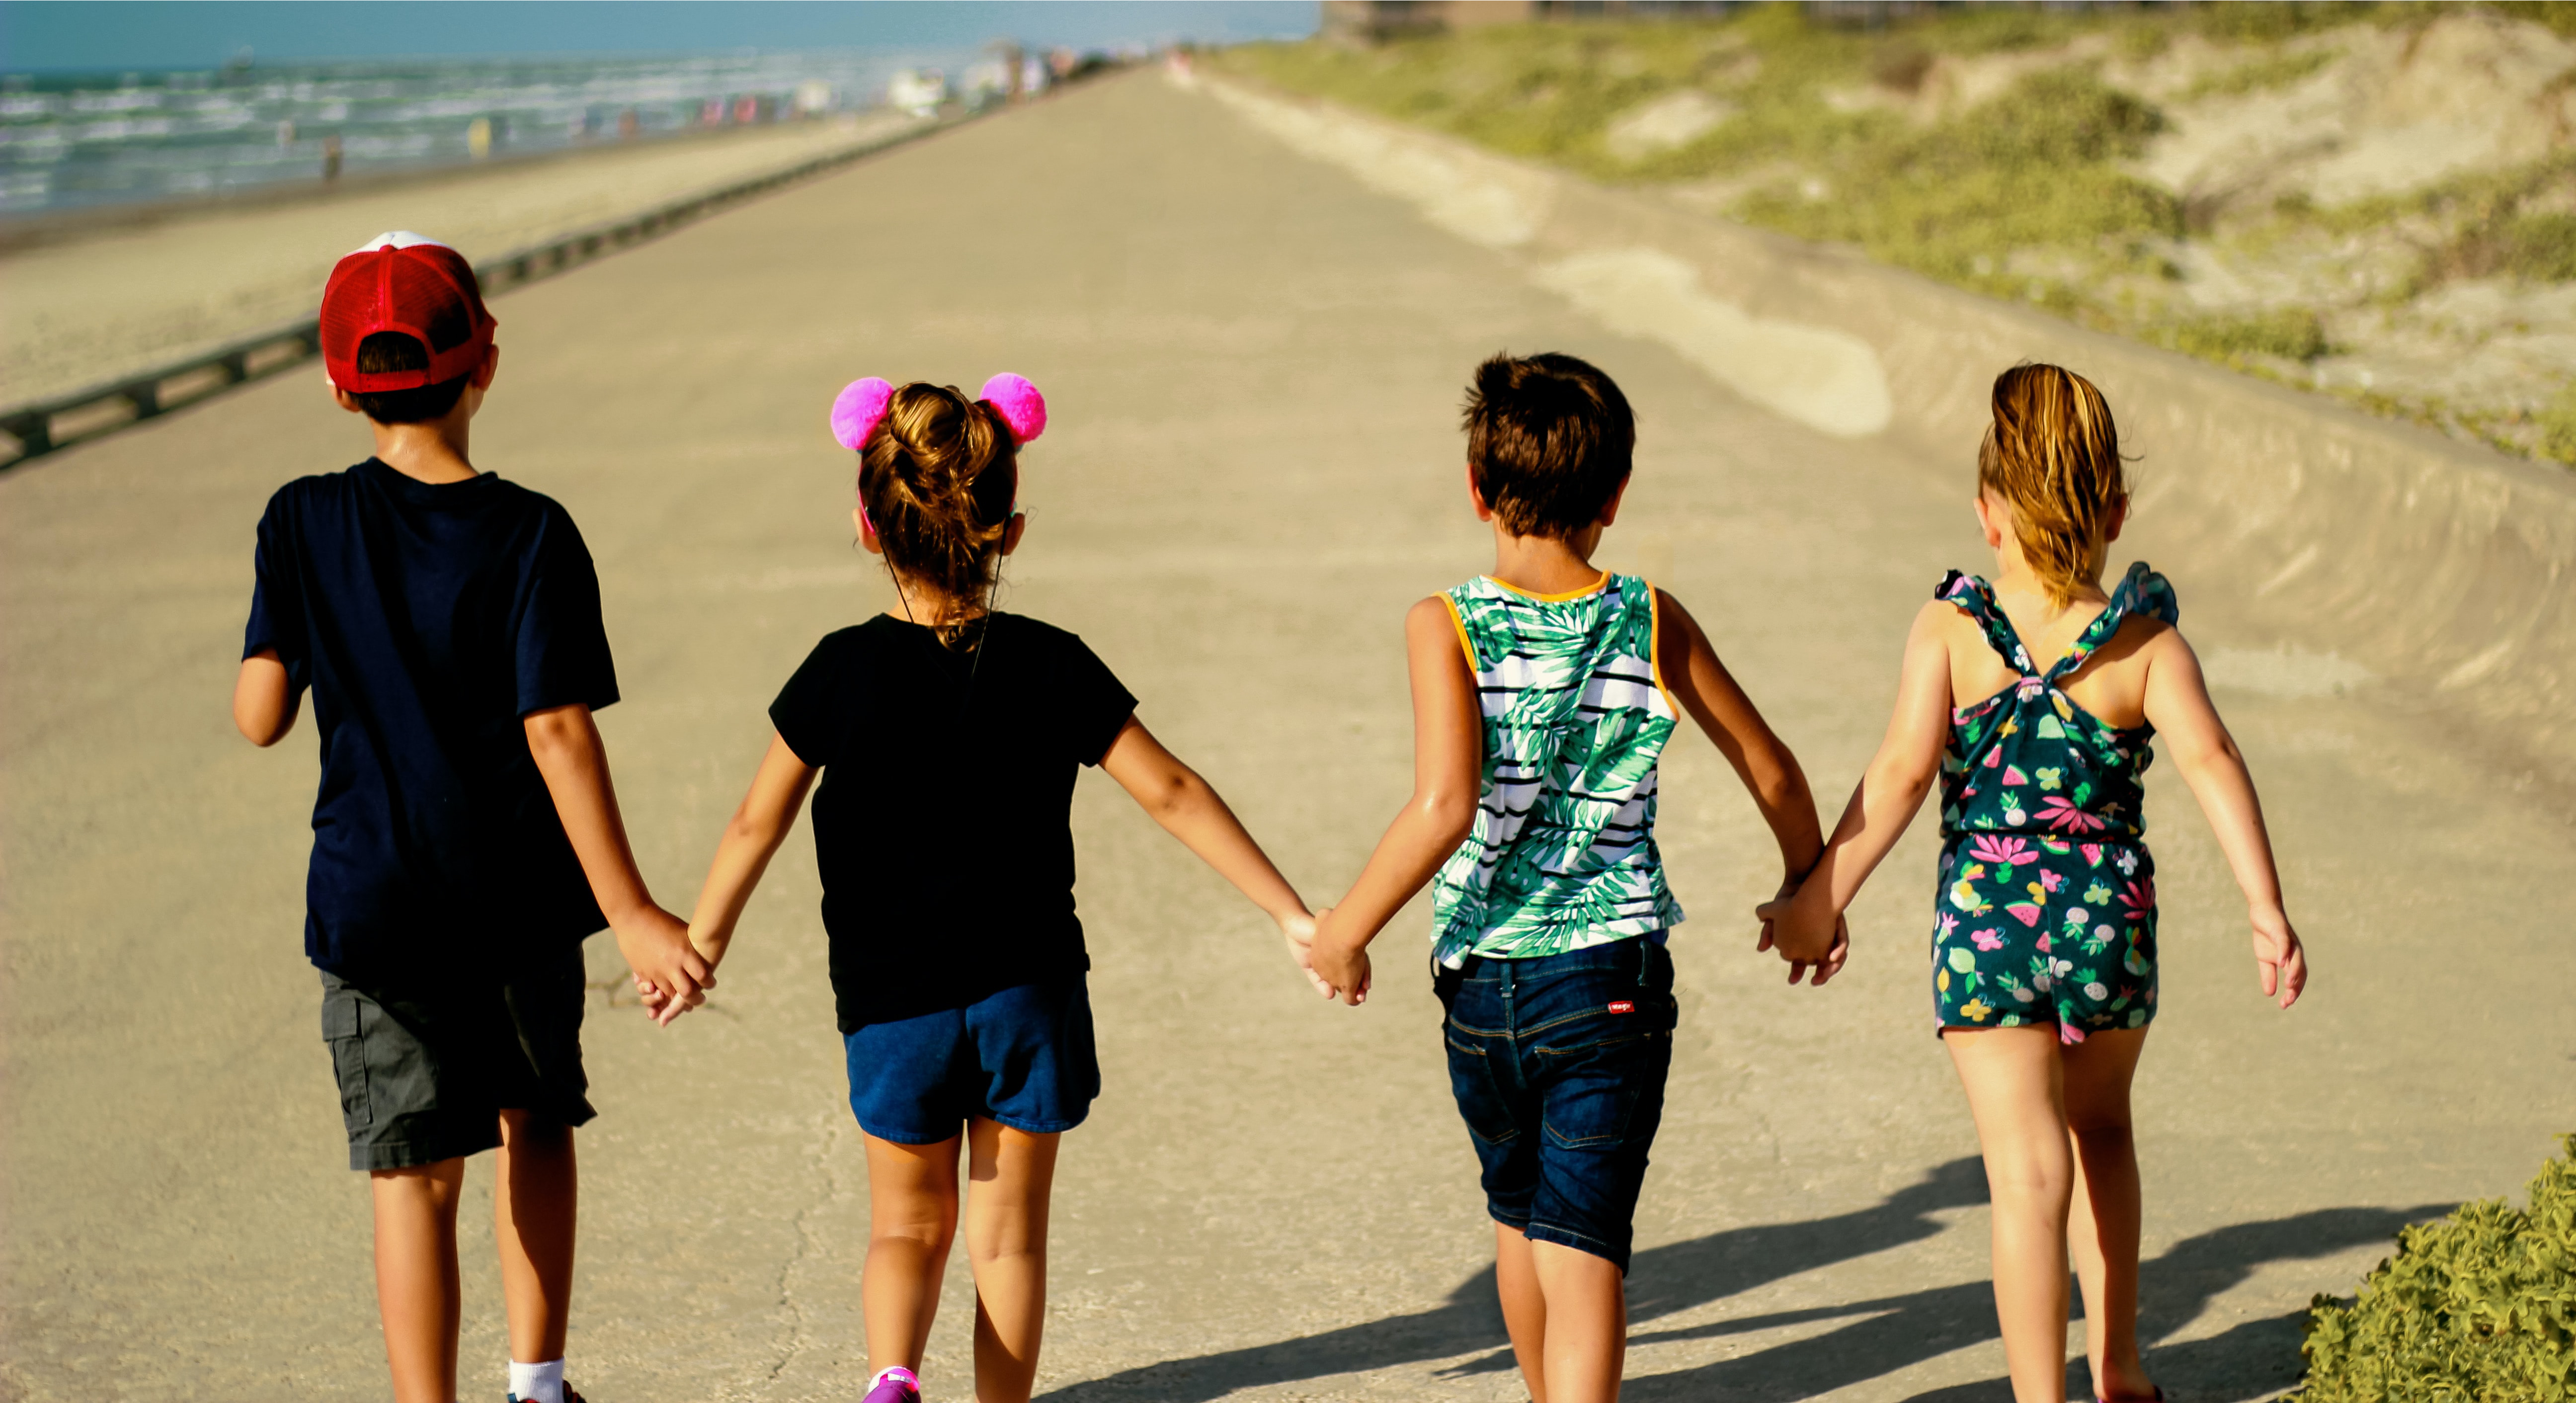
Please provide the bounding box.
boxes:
[243,458,619,982]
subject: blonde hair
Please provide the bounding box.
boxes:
[1977,363,2127,606]
[857,382,1020,647]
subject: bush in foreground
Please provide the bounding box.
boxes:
[2297,1134,2575,1402]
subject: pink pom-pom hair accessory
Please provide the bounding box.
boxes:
[831,376,897,452]
[977,373,1046,445]
[833,374,1047,536]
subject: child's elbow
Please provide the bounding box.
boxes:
[1420,790,1477,847]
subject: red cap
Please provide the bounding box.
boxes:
[319,232,497,393]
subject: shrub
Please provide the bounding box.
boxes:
[2296,1134,2576,1402]
[2164,309,2334,366]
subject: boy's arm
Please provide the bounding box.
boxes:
[683,732,819,975]
[523,703,713,1020]
[233,649,300,746]
[1762,601,1955,975]
[1307,597,1484,1007]
[1655,591,1824,886]
[1098,717,1327,997]
[2140,630,2307,1008]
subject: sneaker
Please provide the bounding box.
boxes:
[506,1392,584,1403]
[863,1366,922,1403]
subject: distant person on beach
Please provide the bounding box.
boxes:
[231,231,710,1403]
[1305,352,1836,1403]
[1762,363,2310,1403]
[651,374,1323,1403]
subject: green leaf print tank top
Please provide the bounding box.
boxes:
[1430,572,1686,967]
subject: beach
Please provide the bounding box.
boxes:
[0,109,923,406]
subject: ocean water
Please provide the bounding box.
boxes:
[0,48,1004,217]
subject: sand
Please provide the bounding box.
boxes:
[0,109,924,407]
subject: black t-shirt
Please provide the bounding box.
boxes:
[243,458,619,982]
[769,612,1137,1032]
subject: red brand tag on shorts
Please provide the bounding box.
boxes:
[1607,1000,1635,1014]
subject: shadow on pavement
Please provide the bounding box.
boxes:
[1039,1158,2441,1403]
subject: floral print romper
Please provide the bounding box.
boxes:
[1931,562,2177,1044]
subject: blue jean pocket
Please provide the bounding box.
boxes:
[1444,1031,1520,1148]
[1532,1005,1673,1152]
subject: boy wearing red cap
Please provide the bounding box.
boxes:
[232,233,707,1403]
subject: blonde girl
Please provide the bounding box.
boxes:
[1765,363,2309,1403]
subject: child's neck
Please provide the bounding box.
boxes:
[371,416,478,486]
[885,571,982,630]
[1488,522,1608,597]
[1989,546,2107,616]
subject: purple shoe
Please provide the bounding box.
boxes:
[864,1366,922,1403]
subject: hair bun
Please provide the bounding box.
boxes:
[978,373,1046,445]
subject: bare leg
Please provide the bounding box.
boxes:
[1947,1026,2074,1403]
[1530,1239,1625,1403]
[371,1158,467,1403]
[864,1132,964,1378]
[495,1110,578,1367]
[962,1119,1062,1403]
[2062,1029,2153,1402]
[1493,1223,1549,1403]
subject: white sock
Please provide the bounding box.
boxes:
[508,1358,565,1403]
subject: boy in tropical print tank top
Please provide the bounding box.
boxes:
[1310,353,1835,1403]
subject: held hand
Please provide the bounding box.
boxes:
[612,903,713,1028]
[1754,893,1845,987]
[1279,908,1335,999]
[1309,909,1372,1008]
[2252,906,2307,1009]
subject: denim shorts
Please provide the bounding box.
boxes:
[319,948,594,1172]
[843,976,1100,1144]
[1436,937,1676,1274]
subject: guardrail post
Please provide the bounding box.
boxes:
[2,411,50,460]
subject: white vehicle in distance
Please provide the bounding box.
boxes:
[885,69,948,117]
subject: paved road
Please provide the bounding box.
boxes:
[5,72,2571,1403]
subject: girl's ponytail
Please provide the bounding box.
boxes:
[1976,363,2127,607]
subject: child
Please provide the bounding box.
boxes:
[662,374,1323,1403]
[1763,363,2310,1403]
[1306,352,1831,1403]
[232,233,711,1403]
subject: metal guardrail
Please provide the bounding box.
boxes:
[0,111,967,470]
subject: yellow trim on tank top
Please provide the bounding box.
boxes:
[1480,569,1611,603]
[1646,580,1679,716]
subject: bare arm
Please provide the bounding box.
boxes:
[1099,716,1325,996]
[2141,631,2308,1008]
[1764,601,1956,976]
[233,650,300,746]
[523,703,712,1021]
[683,732,819,973]
[1657,591,1824,885]
[1307,597,1484,1006]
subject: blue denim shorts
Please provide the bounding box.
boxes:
[1436,937,1676,1274]
[843,976,1099,1144]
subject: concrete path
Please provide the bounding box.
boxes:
[4,71,2570,1403]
